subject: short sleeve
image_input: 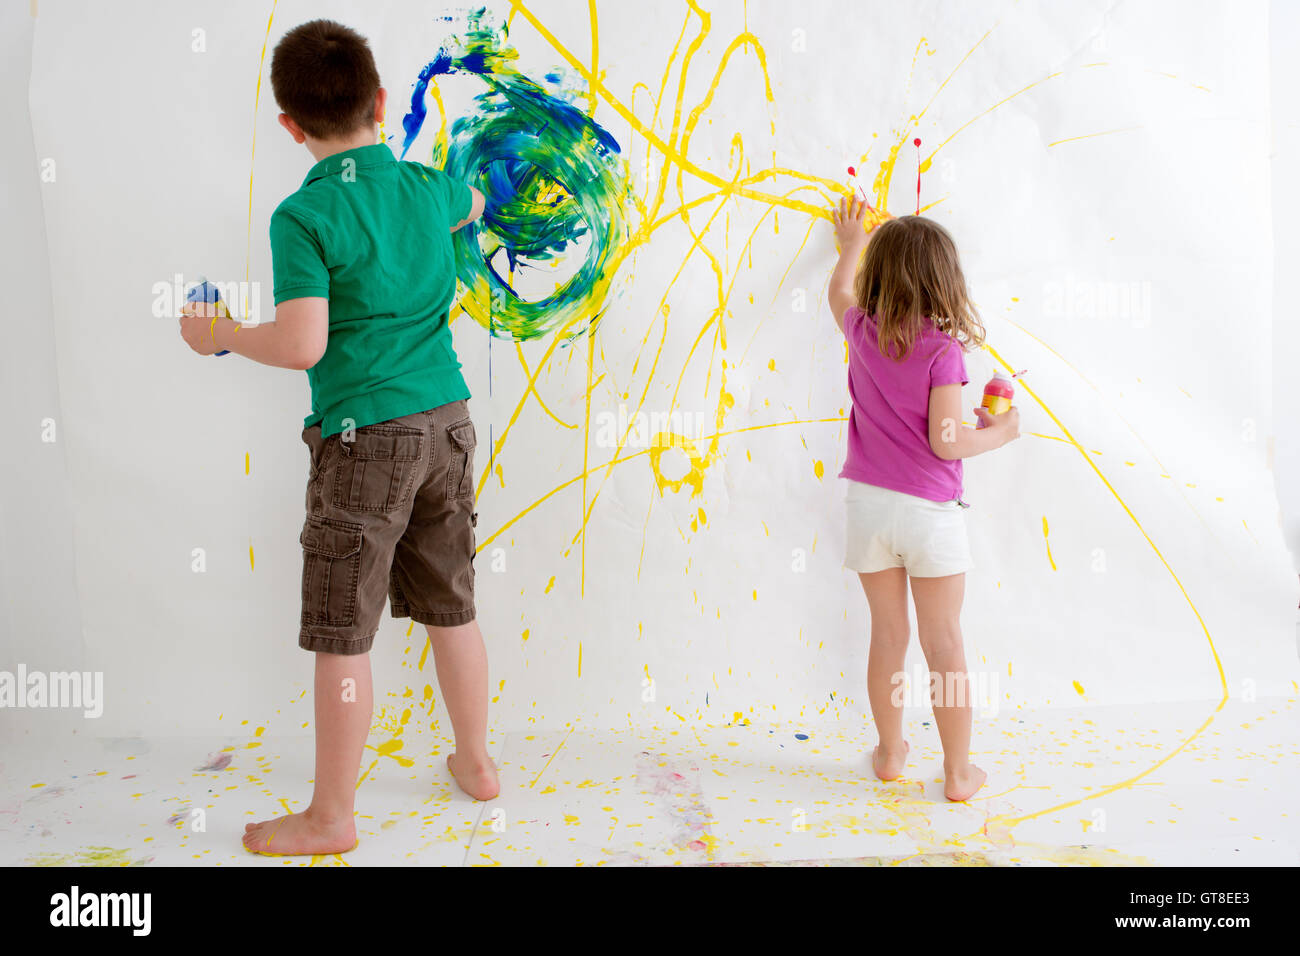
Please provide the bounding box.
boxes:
[269,206,330,304]
[841,305,866,335]
[423,166,473,228]
[929,336,969,387]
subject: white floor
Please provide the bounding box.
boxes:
[2,695,1296,866]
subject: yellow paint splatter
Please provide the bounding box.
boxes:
[1047,126,1142,148]
[1042,516,1056,571]
[648,433,709,497]
[244,0,279,290]
[27,846,147,867]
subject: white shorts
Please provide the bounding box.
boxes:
[844,480,973,577]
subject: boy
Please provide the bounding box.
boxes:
[178,19,495,855]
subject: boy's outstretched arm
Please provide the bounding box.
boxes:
[828,197,871,333]
[451,187,486,233]
[180,296,328,369]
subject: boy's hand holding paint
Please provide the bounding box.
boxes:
[177,298,231,356]
[178,285,329,369]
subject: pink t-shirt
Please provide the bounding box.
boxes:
[838,306,969,502]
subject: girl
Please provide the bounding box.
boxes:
[828,199,1020,802]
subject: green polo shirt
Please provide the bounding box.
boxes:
[269,142,473,438]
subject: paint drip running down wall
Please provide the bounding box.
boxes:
[401,10,629,342]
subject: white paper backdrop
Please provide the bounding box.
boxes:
[18,0,1298,738]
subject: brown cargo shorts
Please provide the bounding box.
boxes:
[298,400,477,655]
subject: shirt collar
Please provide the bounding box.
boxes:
[302,142,395,186]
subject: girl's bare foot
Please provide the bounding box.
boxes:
[242,807,357,856]
[871,740,910,781]
[447,752,500,800]
[944,764,987,802]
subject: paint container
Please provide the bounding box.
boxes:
[185,276,230,356]
[978,371,1015,426]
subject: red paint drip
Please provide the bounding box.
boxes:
[913,138,922,214]
[848,165,866,199]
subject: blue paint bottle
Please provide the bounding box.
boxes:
[185,276,230,356]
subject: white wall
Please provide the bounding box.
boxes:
[1271,0,1300,572]
[0,1,86,743]
[5,0,1298,741]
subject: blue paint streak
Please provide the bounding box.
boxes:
[400,51,453,159]
[400,42,500,160]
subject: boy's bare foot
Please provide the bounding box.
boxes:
[242,807,357,856]
[447,752,500,801]
[871,740,909,781]
[944,764,987,802]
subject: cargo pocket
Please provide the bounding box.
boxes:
[447,419,476,500]
[300,515,363,627]
[332,424,424,513]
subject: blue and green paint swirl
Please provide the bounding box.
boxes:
[400,12,628,342]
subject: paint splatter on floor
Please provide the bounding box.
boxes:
[26,846,154,867]
[1,699,1295,866]
[195,752,232,772]
[632,751,716,860]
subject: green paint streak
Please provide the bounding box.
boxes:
[402,11,629,342]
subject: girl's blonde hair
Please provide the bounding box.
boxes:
[853,215,985,360]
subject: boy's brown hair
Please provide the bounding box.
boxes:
[853,215,986,360]
[270,20,380,140]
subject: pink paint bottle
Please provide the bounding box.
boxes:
[978,371,1014,427]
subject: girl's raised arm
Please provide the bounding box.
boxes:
[828,197,870,333]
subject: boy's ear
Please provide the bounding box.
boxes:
[374,87,387,125]
[278,113,307,144]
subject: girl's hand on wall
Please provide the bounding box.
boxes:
[832,197,871,253]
